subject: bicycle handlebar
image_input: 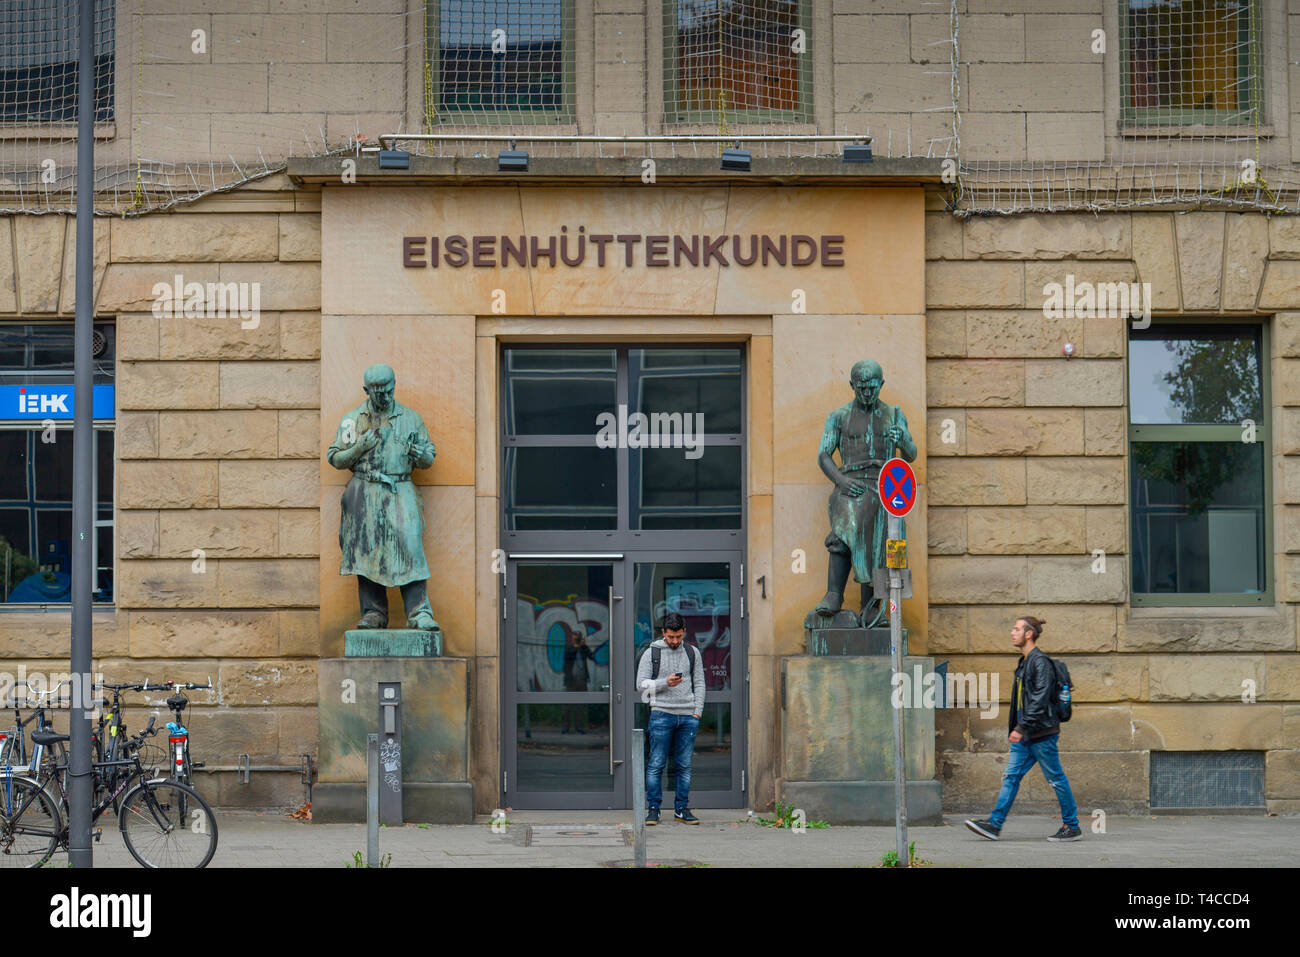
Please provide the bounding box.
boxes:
[13,680,70,702]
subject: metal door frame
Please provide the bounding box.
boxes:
[500,548,746,810]
[497,341,749,810]
[502,554,629,810]
[623,547,747,810]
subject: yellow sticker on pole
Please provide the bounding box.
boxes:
[886,539,907,569]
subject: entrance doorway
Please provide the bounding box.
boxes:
[498,345,747,809]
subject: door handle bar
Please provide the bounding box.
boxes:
[608,585,623,776]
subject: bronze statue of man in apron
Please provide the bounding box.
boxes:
[815,359,917,627]
[326,364,439,631]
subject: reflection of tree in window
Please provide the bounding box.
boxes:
[1159,336,1259,424]
[1134,336,1259,515]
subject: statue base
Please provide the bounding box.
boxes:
[313,654,471,824]
[344,627,442,657]
[804,610,906,656]
[779,654,942,825]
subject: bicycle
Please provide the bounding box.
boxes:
[0,715,218,868]
[1,682,69,776]
[159,679,212,819]
[97,682,166,799]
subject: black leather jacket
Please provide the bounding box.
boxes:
[1009,647,1060,741]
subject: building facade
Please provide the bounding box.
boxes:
[0,0,1297,816]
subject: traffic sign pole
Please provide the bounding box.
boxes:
[877,457,916,868]
[889,512,907,867]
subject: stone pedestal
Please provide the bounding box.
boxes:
[313,652,472,824]
[343,627,442,657]
[804,610,907,656]
[779,655,942,825]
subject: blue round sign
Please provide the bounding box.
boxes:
[877,458,917,517]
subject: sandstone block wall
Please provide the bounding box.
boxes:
[0,175,323,808]
[927,205,1300,813]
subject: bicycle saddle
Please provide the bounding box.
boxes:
[31,729,69,746]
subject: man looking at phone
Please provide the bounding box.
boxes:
[636,612,706,826]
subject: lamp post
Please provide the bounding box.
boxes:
[68,0,98,868]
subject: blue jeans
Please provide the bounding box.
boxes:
[646,711,699,812]
[989,733,1079,829]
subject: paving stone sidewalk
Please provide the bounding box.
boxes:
[77,809,1300,868]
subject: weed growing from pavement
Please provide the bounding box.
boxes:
[755,801,827,829]
[878,841,931,867]
[346,850,392,868]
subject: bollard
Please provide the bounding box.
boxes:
[632,727,646,868]
[366,733,379,867]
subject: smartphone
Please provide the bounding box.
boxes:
[673,672,683,679]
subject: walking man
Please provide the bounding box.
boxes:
[636,612,706,826]
[965,615,1082,842]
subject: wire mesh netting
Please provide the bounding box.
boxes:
[429,0,574,124]
[955,0,1298,215]
[0,0,1295,217]
[663,0,809,125]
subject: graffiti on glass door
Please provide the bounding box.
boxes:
[516,592,610,692]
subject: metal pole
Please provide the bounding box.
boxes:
[377,132,872,150]
[366,733,379,867]
[632,728,646,868]
[68,0,97,870]
[888,514,908,867]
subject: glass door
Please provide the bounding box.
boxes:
[503,558,628,809]
[501,551,745,809]
[630,553,744,809]
[498,344,748,809]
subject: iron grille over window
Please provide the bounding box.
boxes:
[664,0,810,124]
[1120,0,1261,126]
[0,0,115,124]
[427,0,574,124]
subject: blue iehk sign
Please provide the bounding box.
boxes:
[1,385,115,420]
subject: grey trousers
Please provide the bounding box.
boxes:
[357,576,433,628]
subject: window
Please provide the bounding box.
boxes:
[0,323,115,605]
[501,346,743,532]
[664,0,810,124]
[426,0,575,124]
[1120,0,1261,126]
[0,0,115,124]
[1128,322,1270,605]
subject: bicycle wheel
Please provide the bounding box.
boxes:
[0,774,61,868]
[118,780,217,868]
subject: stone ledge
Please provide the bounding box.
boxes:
[287,154,945,186]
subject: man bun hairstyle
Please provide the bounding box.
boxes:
[1018,615,1046,641]
[660,611,686,633]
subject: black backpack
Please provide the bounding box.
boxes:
[1044,654,1073,722]
[649,642,696,694]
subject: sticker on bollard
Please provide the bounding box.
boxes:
[878,458,917,517]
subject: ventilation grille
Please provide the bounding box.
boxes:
[1150,751,1265,809]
